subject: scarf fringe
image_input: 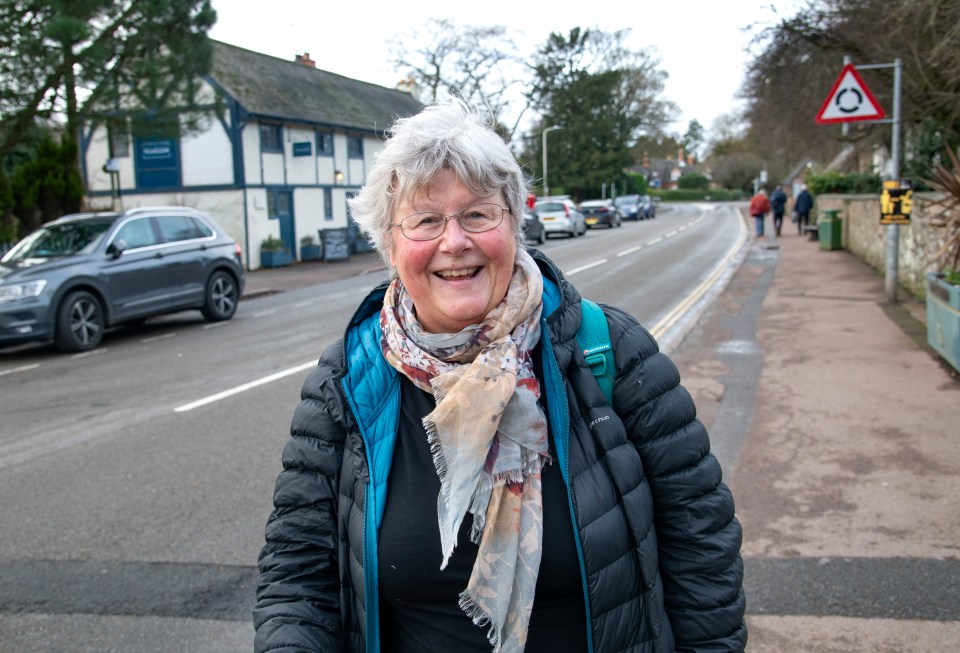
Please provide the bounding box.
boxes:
[459,589,502,653]
[423,417,450,488]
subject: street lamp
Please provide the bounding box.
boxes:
[542,125,563,198]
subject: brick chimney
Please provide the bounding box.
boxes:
[395,75,420,100]
[294,52,316,68]
[642,150,650,168]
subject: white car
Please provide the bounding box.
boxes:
[533,198,587,238]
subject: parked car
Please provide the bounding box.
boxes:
[533,198,587,238]
[0,206,245,352]
[640,194,657,219]
[614,194,642,220]
[522,209,546,245]
[579,199,622,229]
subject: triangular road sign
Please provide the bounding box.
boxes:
[815,64,885,124]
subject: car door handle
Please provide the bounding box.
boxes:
[154,251,164,258]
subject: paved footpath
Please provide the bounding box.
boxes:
[670,227,960,652]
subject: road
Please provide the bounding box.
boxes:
[0,203,746,652]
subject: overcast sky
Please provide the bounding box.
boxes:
[208,1,804,139]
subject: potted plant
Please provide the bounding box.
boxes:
[300,234,322,261]
[260,235,293,268]
[921,146,960,372]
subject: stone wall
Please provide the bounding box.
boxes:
[815,192,950,299]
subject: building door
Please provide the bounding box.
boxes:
[268,189,295,258]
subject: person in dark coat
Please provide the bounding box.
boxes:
[253,99,747,653]
[770,185,788,236]
[794,184,815,234]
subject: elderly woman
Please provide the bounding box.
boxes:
[254,100,746,653]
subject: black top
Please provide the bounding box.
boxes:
[378,375,588,652]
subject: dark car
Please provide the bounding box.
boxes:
[0,206,245,352]
[579,199,622,228]
[522,209,546,245]
[640,195,657,219]
[614,194,641,220]
[615,194,656,220]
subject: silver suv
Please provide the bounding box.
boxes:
[0,206,245,352]
[533,198,586,238]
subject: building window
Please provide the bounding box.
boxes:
[324,188,333,221]
[347,136,363,159]
[108,119,130,158]
[260,123,283,153]
[317,131,333,156]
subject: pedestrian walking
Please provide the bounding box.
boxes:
[770,185,788,236]
[794,184,814,234]
[749,188,771,237]
[253,98,747,653]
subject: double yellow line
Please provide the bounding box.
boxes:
[650,209,748,341]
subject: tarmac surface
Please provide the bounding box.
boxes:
[239,214,960,652]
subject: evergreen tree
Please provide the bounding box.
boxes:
[0,0,217,158]
[11,134,83,232]
[524,28,675,199]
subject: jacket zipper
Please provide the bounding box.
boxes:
[338,375,380,653]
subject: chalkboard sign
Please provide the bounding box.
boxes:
[321,228,351,261]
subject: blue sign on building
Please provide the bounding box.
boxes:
[135,137,180,188]
[293,141,312,157]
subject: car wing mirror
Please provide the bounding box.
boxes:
[108,239,127,258]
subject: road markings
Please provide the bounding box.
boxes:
[71,348,107,359]
[142,333,177,344]
[174,360,317,412]
[173,208,737,413]
[252,309,277,318]
[665,230,678,238]
[566,258,608,276]
[293,299,316,308]
[649,212,749,340]
[0,363,39,377]
[202,321,229,330]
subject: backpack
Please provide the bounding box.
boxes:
[576,298,615,405]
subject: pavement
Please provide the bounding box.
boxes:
[241,250,389,299]
[239,216,960,652]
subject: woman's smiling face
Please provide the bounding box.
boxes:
[389,169,517,334]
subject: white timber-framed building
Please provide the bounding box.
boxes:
[80,41,422,269]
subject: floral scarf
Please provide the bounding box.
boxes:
[380,246,548,653]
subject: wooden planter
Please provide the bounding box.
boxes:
[260,249,293,268]
[926,272,960,372]
[300,244,322,261]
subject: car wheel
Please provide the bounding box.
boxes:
[55,290,104,353]
[201,270,239,321]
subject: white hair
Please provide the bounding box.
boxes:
[348,99,526,265]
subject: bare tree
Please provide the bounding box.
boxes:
[389,19,530,138]
[739,0,960,182]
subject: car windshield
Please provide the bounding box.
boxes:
[535,202,564,212]
[615,196,637,207]
[1,219,115,263]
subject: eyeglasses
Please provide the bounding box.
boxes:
[391,203,510,241]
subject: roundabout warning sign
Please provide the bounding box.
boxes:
[815,64,886,124]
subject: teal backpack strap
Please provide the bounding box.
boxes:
[576,298,615,405]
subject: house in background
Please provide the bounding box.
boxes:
[80,41,423,269]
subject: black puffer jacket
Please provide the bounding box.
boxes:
[254,251,747,652]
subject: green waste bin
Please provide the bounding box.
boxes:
[819,209,843,250]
